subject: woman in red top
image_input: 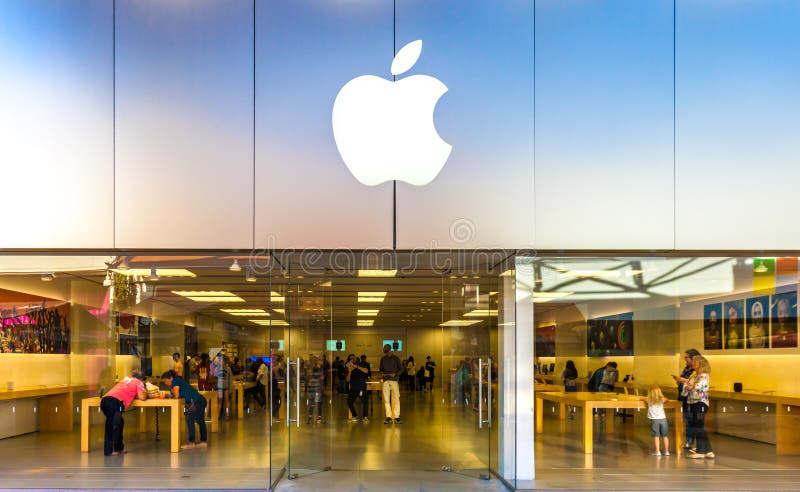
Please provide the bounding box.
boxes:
[196,353,214,390]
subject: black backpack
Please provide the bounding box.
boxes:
[588,367,605,392]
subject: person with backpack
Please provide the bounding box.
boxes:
[598,362,618,392]
[588,364,606,392]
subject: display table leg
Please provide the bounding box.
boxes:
[583,404,593,454]
[606,409,615,433]
[238,388,245,419]
[674,407,684,454]
[170,404,180,453]
[80,399,90,452]
[139,408,147,433]
[535,396,543,433]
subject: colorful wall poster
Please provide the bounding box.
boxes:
[587,312,633,357]
[723,299,744,349]
[535,324,556,357]
[771,290,798,348]
[703,303,723,350]
[745,296,769,349]
[0,302,70,354]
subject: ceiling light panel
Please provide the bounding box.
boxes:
[172,291,245,302]
[114,268,196,277]
[358,270,397,277]
[221,308,269,316]
[358,291,387,302]
[357,320,375,326]
[463,309,498,317]
[357,309,379,316]
[439,320,481,327]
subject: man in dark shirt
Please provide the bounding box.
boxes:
[347,359,370,422]
[379,344,403,424]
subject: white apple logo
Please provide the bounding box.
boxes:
[332,40,452,186]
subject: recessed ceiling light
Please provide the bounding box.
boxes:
[463,309,498,317]
[357,320,375,326]
[250,319,289,326]
[270,292,285,303]
[358,269,397,277]
[358,291,387,303]
[221,309,269,316]
[439,320,481,327]
[357,309,379,316]
[229,259,242,272]
[172,291,245,302]
[245,268,257,282]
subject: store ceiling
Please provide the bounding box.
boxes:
[0,254,508,331]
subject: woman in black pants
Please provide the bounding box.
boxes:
[685,355,714,459]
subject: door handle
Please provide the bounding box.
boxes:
[478,359,484,429]
[295,357,300,428]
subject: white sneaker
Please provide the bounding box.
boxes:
[650,451,661,456]
[662,451,670,456]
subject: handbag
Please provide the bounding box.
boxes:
[184,400,196,416]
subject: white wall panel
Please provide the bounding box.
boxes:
[395,1,534,249]
[115,0,254,249]
[676,0,800,250]
[534,0,674,250]
[255,1,393,250]
[0,1,113,248]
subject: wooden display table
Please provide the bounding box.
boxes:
[0,384,92,432]
[80,397,184,453]
[535,391,684,454]
[197,391,219,432]
[234,381,256,419]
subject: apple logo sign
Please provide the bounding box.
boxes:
[332,40,452,187]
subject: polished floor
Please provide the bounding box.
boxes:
[1,390,800,490]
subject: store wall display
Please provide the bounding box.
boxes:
[118,315,151,357]
[771,291,798,348]
[703,302,723,350]
[587,312,633,357]
[0,303,70,354]
[746,295,770,349]
[535,324,556,357]
[724,299,745,350]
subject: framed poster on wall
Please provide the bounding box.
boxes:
[587,312,633,357]
[723,300,744,350]
[703,303,723,350]
[745,296,769,349]
[771,290,798,348]
[535,324,556,357]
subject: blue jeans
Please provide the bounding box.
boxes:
[185,396,207,444]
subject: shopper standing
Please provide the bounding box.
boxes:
[561,360,579,418]
[424,355,436,392]
[647,384,670,456]
[161,370,208,449]
[347,356,370,422]
[685,355,714,459]
[379,344,403,424]
[672,348,700,450]
[406,356,417,391]
[100,372,147,456]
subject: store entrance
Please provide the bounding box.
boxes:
[268,254,503,487]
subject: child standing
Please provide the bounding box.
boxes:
[647,385,670,456]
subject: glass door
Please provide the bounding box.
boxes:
[285,266,334,480]
[440,271,497,482]
[268,262,288,490]
[273,254,506,486]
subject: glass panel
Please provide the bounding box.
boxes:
[530,255,800,483]
[534,0,674,249]
[115,0,254,248]
[0,0,114,248]
[0,255,275,488]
